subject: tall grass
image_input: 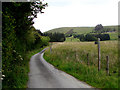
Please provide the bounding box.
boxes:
[44,41,118,88]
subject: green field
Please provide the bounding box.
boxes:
[44,41,118,88]
[109,32,118,40]
[104,26,118,30]
[65,37,80,42]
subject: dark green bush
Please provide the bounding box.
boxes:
[44,32,66,42]
[77,34,110,41]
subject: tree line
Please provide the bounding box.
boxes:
[74,33,110,41]
[93,24,116,33]
[43,32,66,42]
[2,1,49,88]
[71,24,114,41]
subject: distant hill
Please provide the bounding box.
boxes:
[45,27,94,34]
[44,25,118,35]
[65,29,74,35]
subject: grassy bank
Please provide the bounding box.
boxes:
[44,41,118,88]
[2,46,47,88]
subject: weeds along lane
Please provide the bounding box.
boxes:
[27,48,93,88]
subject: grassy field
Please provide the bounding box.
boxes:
[44,41,118,88]
[104,26,118,30]
[65,37,80,42]
[108,32,118,40]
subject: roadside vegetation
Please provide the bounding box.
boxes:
[2,1,118,89]
[2,2,49,88]
[44,32,66,42]
[44,41,118,88]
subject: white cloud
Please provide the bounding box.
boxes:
[33,0,119,32]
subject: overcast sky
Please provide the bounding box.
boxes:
[33,0,119,32]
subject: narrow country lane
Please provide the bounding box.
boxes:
[27,48,93,88]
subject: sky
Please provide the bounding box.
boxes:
[33,0,119,32]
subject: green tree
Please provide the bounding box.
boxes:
[2,1,48,88]
[94,24,104,33]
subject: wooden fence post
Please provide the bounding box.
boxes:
[106,56,109,75]
[87,53,89,65]
[98,38,101,71]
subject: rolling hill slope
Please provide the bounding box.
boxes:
[44,25,118,34]
[45,27,94,34]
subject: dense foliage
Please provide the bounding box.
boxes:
[44,33,66,42]
[73,33,110,41]
[94,24,104,33]
[2,2,49,88]
[65,34,72,37]
[93,24,116,33]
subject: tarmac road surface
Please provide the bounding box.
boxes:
[27,48,93,88]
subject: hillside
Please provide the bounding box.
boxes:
[45,27,94,34]
[45,25,118,34]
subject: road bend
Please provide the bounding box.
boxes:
[27,48,93,88]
